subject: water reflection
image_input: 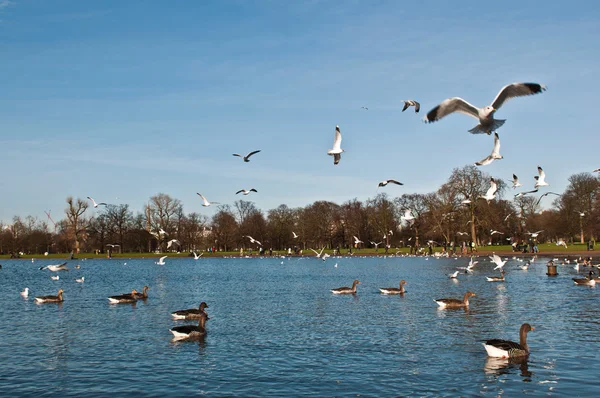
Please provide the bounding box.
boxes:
[484,356,532,379]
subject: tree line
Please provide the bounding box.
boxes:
[1,165,598,255]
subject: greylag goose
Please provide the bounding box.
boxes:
[379,280,407,295]
[483,323,534,358]
[434,291,476,308]
[573,271,596,286]
[170,313,208,340]
[108,289,138,304]
[171,302,209,320]
[486,270,506,282]
[331,280,360,294]
[35,289,64,303]
[133,286,150,299]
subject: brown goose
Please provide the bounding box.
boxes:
[483,323,535,358]
[35,289,64,303]
[108,289,138,304]
[434,291,476,308]
[171,302,209,320]
[379,280,407,295]
[331,280,360,294]
[486,270,506,282]
[170,312,208,340]
[573,271,596,286]
[133,286,150,299]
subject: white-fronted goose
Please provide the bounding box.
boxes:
[331,280,360,294]
[133,286,150,299]
[108,289,138,304]
[573,271,596,286]
[379,280,407,295]
[434,291,476,308]
[35,289,64,303]
[171,302,209,320]
[170,313,208,340]
[483,323,535,358]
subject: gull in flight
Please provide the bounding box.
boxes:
[370,241,383,249]
[467,257,478,272]
[233,150,261,162]
[575,210,585,217]
[245,235,262,246]
[167,239,181,249]
[448,270,459,279]
[327,125,344,165]
[87,196,107,208]
[156,256,167,265]
[236,189,257,195]
[310,248,325,258]
[361,106,369,110]
[490,230,503,235]
[556,239,568,248]
[321,253,331,262]
[511,174,523,189]
[402,100,420,113]
[490,254,507,270]
[401,209,415,224]
[423,82,547,135]
[353,236,363,245]
[40,262,69,272]
[534,191,560,207]
[196,193,220,207]
[503,214,511,222]
[514,188,538,198]
[527,230,543,238]
[457,231,468,236]
[292,231,299,239]
[475,133,503,166]
[479,178,498,202]
[593,168,599,172]
[461,195,472,205]
[106,244,120,249]
[378,179,403,188]
[192,251,204,259]
[519,261,531,271]
[534,166,549,188]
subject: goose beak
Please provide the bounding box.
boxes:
[531,327,535,331]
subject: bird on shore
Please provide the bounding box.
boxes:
[475,133,503,166]
[331,280,360,295]
[171,302,209,320]
[156,256,167,265]
[87,196,107,208]
[479,178,498,202]
[483,323,534,358]
[233,150,261,162]
[511,174,523,189]
[434,291,476,308]
[327,125,344,165]
[423,82,547,135]
[402,100,420,113]
[39,262,69,272]
[534,166,549,188]
[292,231,299,239]
[35,289,64,303]
[196,193,219,207]
[379,280,407,295]
[448,270,459,279]
[378,179,403,188]
[236,189,258,195]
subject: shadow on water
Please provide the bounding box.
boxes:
[484,356,532,380]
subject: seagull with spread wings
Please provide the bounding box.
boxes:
[327,125,344,165]
[475,132,503,166]
[196,193,220,207]
[490,254,507,270]
[233,150,261,162]
[423,82,546,135]
[245,235,262,246]
[401,100,420,113]
[378,179,403,188]
[511,174,523,189]
[534,166,549,188]
[87,196,107,208]
[236,189,257,195]
[479,178,498,202]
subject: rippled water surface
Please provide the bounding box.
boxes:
[1,255,599,396]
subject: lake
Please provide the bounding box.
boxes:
[1,255,599,396]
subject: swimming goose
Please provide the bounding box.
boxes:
[35,289,64,303]
[171,302,209,320]
[483,323,535,358]
[133,286,150,299]
[108,289,138,304]
[573,271,596,286]
[331,280,360,294]
[379,280,406,295]
[434,291,476,308]
[170,313,208,340]
[20,287,29,298]
[486,270,506,282]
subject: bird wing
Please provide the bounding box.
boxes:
[232,154,242,158]
[485,339,523,352]
[159,256,167,261]
[249,189,257,193]
[235,190,245,195]
[87,196,97,206]
[196,193,209,206]
[492,133,501,156]
[387,179,403,186]
[333,153,341,165]
[246,150,261,159]
[475,155,494,166]
[537,166,546,182]
[332,126,342,151]
[424,97,480,123]
[485,179,498,197]
[490,82,546,110]
[414,101,420,112]
[402,101,410,112]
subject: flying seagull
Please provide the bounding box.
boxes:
[39,262,69,272]
[514,188,538,198]
[575,210,585,217]
[352,236,363,245]
[245,235,262,246]
[534,191,561,207]
[87,196,107,208]
[475,132,503,166]
[457,231,469,236]
[490,230,504,235]
[192,251,204,259]
[534,166,549,188]
[479,178,498,202]
[233,150,261,162]
[461,195,472,204]
[292,231,299,239]
[370,241,383,249]
[511,174,523,189]
[310,248,325,258]
[327,125,344,165]
[167,239,181,249]
[401,100,420,113]
[236,189,258,195]
[526,230,543,238]
[423,82,547,135]
[490,254,507,270]
[401,209,415,224]
[196,193,220,207]
[361,106,369,110]
[156,256,167,265]
[378,179,403,188]
[593,168,599,172]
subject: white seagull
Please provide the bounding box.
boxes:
[370,241,383,249]
[461,195,472,205]
[448,270,459,279]
[490,230,503,235]
[192,251,204,259]
[87,196,107,208]
[352,236,363,245]
[514,188,538,198]
[402,100,420,113]
[423,82,547,135]
[457,231,469,236]
[479,178,498,202]
[196,193,220,207]
[519,261,530,270]
[534,166,549,188]
[401,209,415,224]
[490,254,507,270]
[236,189,258,195]
[51,275,60,281]
[327,125,344,165]
[467,257,479,272]
[575,210,585,217]
[593,168,599,172]
[233,150,261,162]
[310,248,325,258]
[167,239,181,249]
[361,106,369,110]
[156,256,167,265]
[75,276,85,283]
[39,262,69,272]
[292,231,299,239]
[511,174,523,189]
[475,133,503,166]
[245,235,262,246]
[527,230,543,238]
[20,288,29,298]
[378,179,404,188]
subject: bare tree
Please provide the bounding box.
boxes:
[65,196,89,254]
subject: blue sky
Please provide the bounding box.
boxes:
[1,0,598,223]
